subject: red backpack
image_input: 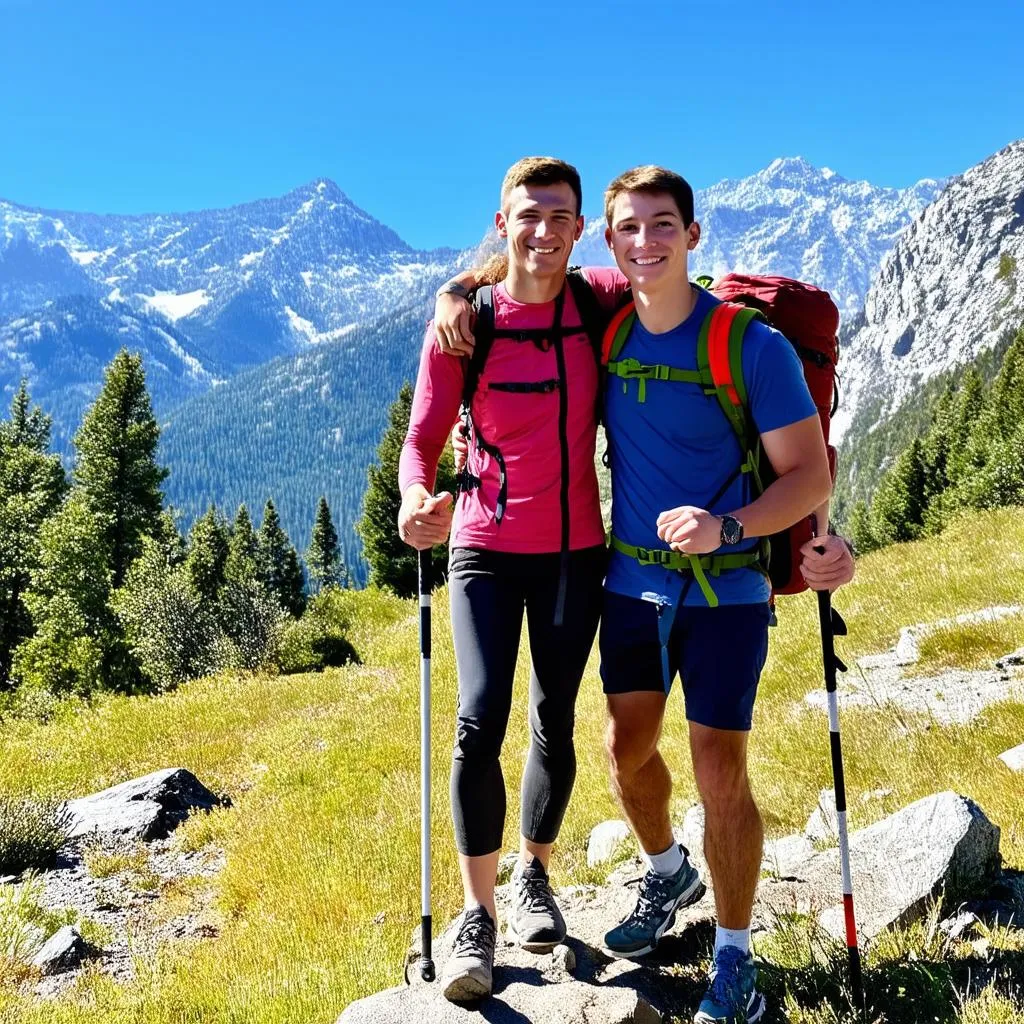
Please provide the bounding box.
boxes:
[601,273,839,604]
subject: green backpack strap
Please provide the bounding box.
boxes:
[696,302,763,447]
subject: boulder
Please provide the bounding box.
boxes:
[998,743,1024,772]
[587,821,631,867]
[805,789,838,844]
[762,834,815,879]
[338,981,663,1023]
[996,647,1024,669]
[66,768,224,843]
[31,925,89,976]
[760,791,1001,941]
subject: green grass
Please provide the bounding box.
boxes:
[0,510,1023,1021]
[915,615,1024,675]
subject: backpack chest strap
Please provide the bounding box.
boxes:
[606,358,704,403]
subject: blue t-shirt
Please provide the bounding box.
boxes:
[604,286,817,608]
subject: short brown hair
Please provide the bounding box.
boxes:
[604,165,695,227]
[501,156,583,217]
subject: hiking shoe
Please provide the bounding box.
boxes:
[507,856,567,952]
[441,905,496,1003]
[603,846,706,958]
[694,945,765,1023]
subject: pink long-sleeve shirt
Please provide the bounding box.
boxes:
[399,267,628,554]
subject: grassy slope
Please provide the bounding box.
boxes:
[1,511,1024,1023]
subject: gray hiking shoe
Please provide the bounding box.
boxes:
[603,846,706,958]
[441,905,496,1003]
[694,945,765,1022]
[507,856,567,952]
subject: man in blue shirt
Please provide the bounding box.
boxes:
[598,165,833,1024]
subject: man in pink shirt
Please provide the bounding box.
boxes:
[398,157,625,1002]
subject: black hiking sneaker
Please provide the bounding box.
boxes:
[603,846,706,958]
[441,905,496,1003]
[507,856,567,952]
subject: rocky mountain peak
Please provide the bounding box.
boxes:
[833,138,1024,441]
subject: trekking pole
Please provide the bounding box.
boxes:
[415,548,435,983]
[815,582,865,1015]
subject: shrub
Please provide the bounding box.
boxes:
[278,586,360,674]
[218,578,288,672]
[0,796,74,876]
[113,538,228,691]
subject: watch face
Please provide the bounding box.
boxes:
[723,517,742,544]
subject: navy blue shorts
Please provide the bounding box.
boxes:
[599,590,771,731]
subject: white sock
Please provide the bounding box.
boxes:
[644,842,683,877]
[715,925,751,955]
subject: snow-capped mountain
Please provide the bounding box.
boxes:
[571,157,943,317]
[0,157,950,471]
[1,178,460,379]
[832,140,1024,443]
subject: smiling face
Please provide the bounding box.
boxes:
[496,181,584,282]
[605,189,700,292]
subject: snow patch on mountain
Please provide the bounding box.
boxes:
[140,289,211,321]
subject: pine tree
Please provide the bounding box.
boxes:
[217,504,287,669]
[185,505,231,604]
[357,382,456,598]
[73,350,169,588]
[307,496,343,592]
[870,438,928,546]
[848,500,877,554]
[225,504,260,585]
[258,499,306,617]
[0,383,68,689]
[946,368,988,486]
[12,493,136,694]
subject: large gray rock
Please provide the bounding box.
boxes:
[762,834,815,879]
[759,791,1001,941]
[805,789,839,844]
[66,768,224,842]
[587,821,631,867]
[338,977,662,1024]
[31,925,89,975]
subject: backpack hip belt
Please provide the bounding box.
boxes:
[609,534,763,608]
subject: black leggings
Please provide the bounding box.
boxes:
[447,545,606,857]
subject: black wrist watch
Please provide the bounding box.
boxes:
[435,280,472,301]
[720,515,744,546]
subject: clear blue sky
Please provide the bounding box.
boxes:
[2,0,1021,251]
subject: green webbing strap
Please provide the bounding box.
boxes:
[607,357,704,403]
[610,535,763,608]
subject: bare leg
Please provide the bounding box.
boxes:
[458,851,500,922]
[689,722,762,929]
[605,692,673,855]
[520,838,554,870]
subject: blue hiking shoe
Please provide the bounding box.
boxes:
[694,945,766,1023]
[603,846,706,958]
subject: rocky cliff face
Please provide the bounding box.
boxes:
[832,140,1024,442]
